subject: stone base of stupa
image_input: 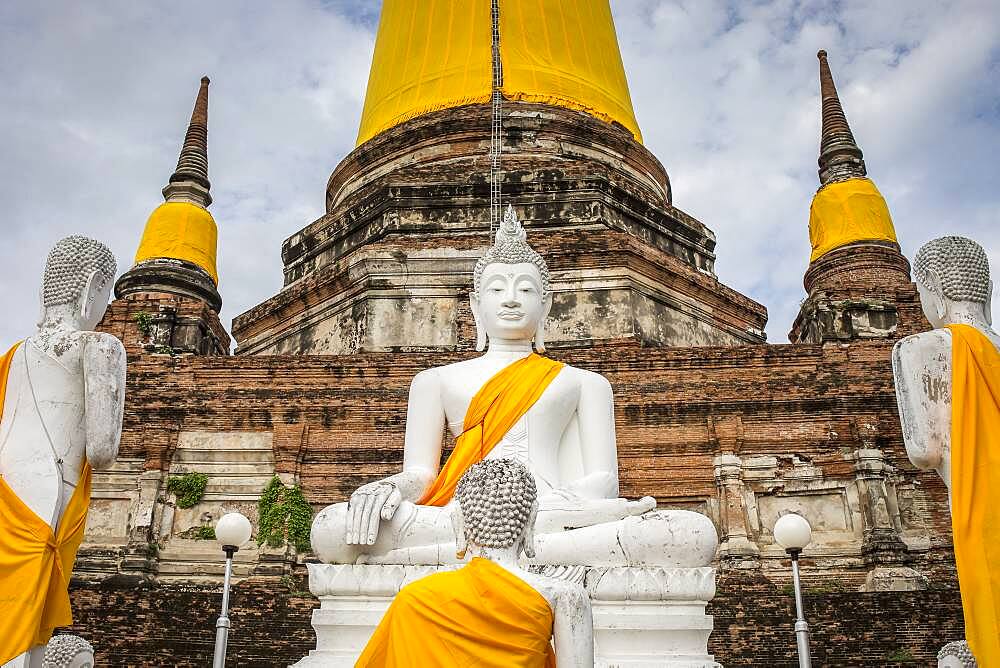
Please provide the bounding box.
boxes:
[292,563,721,668]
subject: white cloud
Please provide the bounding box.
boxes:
[0,0,997,346]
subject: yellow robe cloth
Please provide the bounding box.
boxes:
[0,342,93,664]
[356,0,641,146]
[947,323,1000,665]
[807,177,898,262]
[417,353,563,507]
[134,201,219,285]
[356,557,556,668]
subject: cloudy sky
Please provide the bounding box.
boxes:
[1,0,997,348]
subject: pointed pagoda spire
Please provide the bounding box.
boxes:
[163,76,212,207]
[817,50,866,185]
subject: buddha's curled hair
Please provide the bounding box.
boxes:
[42,236,117,308]
[913,236,991,304]
[455,458,536,549]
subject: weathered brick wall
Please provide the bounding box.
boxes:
[62,574,963,667]
[110,340,951,543]
[72,329,964,664]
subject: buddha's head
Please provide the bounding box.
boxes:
[39,236,117,332]
[43,634,96,668]
[453,458,538,560]
[471,206,552,352]
[913,236,992,328]
[936,640,976,668]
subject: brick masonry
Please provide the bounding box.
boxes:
[61,573,963,667]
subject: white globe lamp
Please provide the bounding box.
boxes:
[774,512,813,668]
[212,512,252,668]
[774,513,812,554]
[216,512,252,549]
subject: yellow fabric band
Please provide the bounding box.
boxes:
[134,201,219,285]
[808,177,898,262]
[356,0,641,146]
[417,352,564,507]
[357,557,556,667]
[947,323,1000,665]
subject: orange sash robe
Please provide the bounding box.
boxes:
[947,324,1000,665]
[417,353,563,507]
[356,557,556,668]
[0,343,93,663]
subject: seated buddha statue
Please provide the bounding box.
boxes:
[0,236,126,668]
[357,458,593,667]
[311,207,717,568]
[892,236,999,665]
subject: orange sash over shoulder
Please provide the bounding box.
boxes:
[0,342,93,663]
[356,557,556,668]
[947,324,1000,665]
[417,353,563,506]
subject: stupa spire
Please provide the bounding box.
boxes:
[116,76,222,313]
[817,51,866,185]
[164,76,212,207]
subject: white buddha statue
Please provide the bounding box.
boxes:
[312,207,718,568]
[0,236,126,668]
[893,236,998,497]
[893,236,999,665]
[357,458,593,667]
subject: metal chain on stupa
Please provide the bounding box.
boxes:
[489,0,503,234]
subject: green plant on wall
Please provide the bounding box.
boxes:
[258,476,313,552]
[166,472,208,509]
[133,311,154,338]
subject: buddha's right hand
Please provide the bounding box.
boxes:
[346,480,403,545]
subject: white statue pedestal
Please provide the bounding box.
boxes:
[293,563,721,668]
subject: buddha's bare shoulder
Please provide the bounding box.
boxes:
[537,575,590,614]
[892,329,951,372]
[557,363,613,394]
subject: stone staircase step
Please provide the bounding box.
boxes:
[156,560,256,577]
[174,449,274,464]
[169,462,273,475]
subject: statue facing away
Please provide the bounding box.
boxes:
[892,236,999,665]
[0,236,126,668]
[357,458,593,667]
[311,206,718,568]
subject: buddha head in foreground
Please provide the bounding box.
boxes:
[471,206,552,352]
[43,635,95,668]
[913,236,993,330]
[38,235,117,333]
[453,458,538,560]
[938,640,977,668]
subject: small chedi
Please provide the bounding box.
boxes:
[893,236,999,666]
[357,458,593,667]
[0,237,126,668]
[301,208,720,667]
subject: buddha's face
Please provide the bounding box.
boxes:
[474,262,550,344]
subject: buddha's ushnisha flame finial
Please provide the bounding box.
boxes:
[474,205,550,295]
[497,203,526,244]
[817,50,866,185]
[165,76,212,206]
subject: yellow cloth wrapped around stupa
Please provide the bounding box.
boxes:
[356,557,556,667]
[947,323,1000,665]
[356,0,642,146]
[808,177,897,262]
[0,343,94,664]
[417,353,563,507]
[134,201,219,285]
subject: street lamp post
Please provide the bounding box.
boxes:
[774,513,813,668]
[212,512,252,668]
